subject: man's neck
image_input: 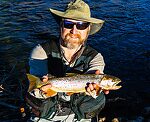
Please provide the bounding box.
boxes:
[60,45,81,62]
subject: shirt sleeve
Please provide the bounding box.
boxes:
[86,53,105,74]
[29,44,48,77]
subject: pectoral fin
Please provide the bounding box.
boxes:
[66,92,74,96]
[44,89,57,97]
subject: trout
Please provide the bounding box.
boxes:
[27,74,122,98]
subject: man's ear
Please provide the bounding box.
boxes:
[88,23,91,31]
[87,24,91,35]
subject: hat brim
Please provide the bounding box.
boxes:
[50,8,104,35]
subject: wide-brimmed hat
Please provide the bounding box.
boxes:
[49,0,104,35]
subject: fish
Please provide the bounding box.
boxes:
[27,73,122,98]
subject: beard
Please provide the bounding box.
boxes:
[62,33,85,49]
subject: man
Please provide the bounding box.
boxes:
[27,0,108,121]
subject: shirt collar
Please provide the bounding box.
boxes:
[60,44,85,66]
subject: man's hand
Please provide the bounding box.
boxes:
[40,84,52,93]
[85,70,109,97]
[39,75,53,95]
[41,74,49,82]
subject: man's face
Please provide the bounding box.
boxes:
[60,19,90,49]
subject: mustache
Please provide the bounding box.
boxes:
[66,33,81,39]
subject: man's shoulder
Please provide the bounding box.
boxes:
[83,44,99,55]
[40,35,59,55]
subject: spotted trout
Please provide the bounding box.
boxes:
[27,73,122,98]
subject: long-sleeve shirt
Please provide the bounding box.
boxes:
[29,44,105,77]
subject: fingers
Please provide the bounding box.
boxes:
[40,74,48,82]
[103,90,109,94]
[95,70,101,75]
[40,84,52,92]
[95,70,104,75]
[95,70,109,95]
[86,83,110,96]
[86,83,100,97]
[39,84,58,97]
[88,83,94,91]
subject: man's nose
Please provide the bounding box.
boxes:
[70,25,78,34]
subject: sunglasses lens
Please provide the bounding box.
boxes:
[63,20,74,29]
[76,22,90,30]
[63,20,90,30]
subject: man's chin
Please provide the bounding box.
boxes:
[66,43,81,49]
[67,45,78,49]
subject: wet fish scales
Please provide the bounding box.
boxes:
[27,74,121,94]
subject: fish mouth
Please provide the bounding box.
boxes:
[113,78,121,85]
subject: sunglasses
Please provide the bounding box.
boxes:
[63,19,90,30]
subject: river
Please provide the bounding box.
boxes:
[0,0,149,121]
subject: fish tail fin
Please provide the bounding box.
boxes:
[26,74,40,91]
[27,74,39,81]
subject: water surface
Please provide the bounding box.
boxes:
[0,0,149,120]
